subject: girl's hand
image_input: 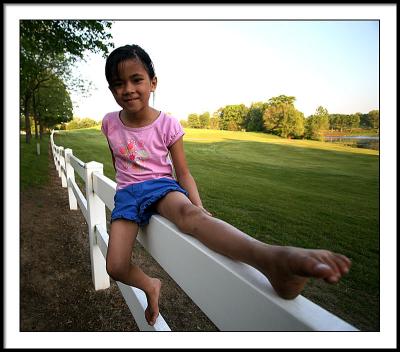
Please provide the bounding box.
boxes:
[198,205,212,217]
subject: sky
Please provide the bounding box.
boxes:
[4,3,397,350]
[71,20,379,121]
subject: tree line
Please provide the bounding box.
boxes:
[182,95,379,140]
[20,20,114,143]
[20,21,378,143]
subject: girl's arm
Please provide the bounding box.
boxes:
[169,137,211,215]
[107,141,116,171]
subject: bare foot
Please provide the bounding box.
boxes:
[144,278,162,326]
[256,245,351,299]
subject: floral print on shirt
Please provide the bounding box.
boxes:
[117,138,150,171]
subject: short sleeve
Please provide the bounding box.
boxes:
[167,116,185,148]
[101,114,108,136]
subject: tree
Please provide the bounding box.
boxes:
[187,113,201,128]
[244,102,265,132]
[219,104,248,131]
[305,106,330,140]
[211,108,223,130]
[180,119,189,128]
[209,112,220,130]
[329,114,347,132]
[359,113,370,128]
[34,74,74,132]
[263,95,304,138]
[20,20,113,143]
[367,110,379,130]
[199,112,210,129]
[282,109,305,138]
[346,114,361,131]
[329,113,363,132]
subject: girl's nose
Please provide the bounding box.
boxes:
[124,81,135,94]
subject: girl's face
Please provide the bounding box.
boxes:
[109,58,157,115]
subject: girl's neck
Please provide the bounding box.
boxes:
[120,107,160,128]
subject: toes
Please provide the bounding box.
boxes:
[145,308,151,325]
[313,262,334,277]
[317,252,351,282]
[293,256,332,278]
[145,307,159,326]
[334,253,351,274]
[145,308,153,325]
[150,312,159,326]
[322,255,342,276]
[321,252,351,278]
[324,275,340,284]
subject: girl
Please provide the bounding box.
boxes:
[102,44,351,327]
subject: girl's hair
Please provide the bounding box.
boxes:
[105,44,156,86]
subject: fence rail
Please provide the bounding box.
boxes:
[50,130,358,332]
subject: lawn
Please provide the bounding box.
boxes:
[51,127,380,331]
[20,134,50,190]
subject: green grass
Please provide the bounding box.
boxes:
[20,134,50,190]
[53,127,379,331]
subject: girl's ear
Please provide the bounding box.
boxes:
[151,76,158,92]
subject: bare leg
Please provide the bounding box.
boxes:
[106,219,161,326]
[156,192,351,299]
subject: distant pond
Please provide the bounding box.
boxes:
[324,135,379,150]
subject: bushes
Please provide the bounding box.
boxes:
[65,117,101,130]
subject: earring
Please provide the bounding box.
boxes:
[152,91,155,107]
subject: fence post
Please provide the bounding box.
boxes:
[60,147,67,188]
[57,146,63,179]
[64,148,78,210]
[54,146,59,173]
[85,161,110,290]
[51,131,57,167]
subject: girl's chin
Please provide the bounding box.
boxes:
[122,100,140,109]
[124,101,139,108]
[123,105,148,115]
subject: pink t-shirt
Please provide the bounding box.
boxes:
[101,111,185,190]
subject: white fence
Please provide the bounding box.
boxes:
[50,131,358,332]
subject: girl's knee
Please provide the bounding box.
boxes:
[106,259,129,282]
[177,203,209,234]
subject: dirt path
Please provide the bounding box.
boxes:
[20,144,217,332]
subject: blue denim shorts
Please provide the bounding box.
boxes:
[111,178,189,226]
